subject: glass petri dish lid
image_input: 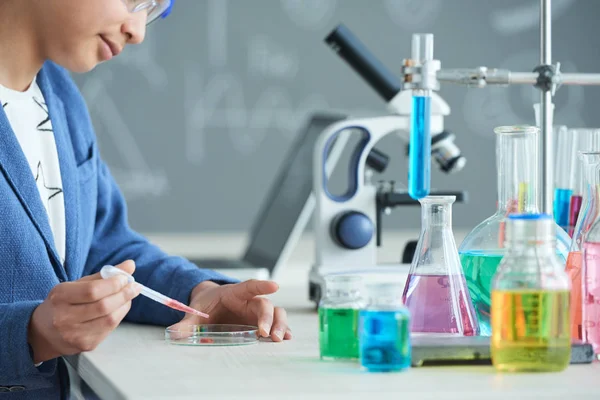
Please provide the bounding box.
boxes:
[165,324,259,346]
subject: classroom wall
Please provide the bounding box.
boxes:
[71,0,600,233]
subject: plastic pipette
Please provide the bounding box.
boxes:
[100,265,209,318]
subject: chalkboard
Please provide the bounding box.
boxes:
[72,0,600,233]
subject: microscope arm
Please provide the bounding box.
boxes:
[375,189,468,246]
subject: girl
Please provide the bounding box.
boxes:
[0,1,291,398]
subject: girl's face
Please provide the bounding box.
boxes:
[34,0,148,73]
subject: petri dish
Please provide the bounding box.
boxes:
[165,324,259,346]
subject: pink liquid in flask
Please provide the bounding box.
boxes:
[583,242,600,355]
[402,274,478,336]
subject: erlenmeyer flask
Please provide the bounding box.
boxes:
[458,125,571,336]
[402,196,479,336]
[566,152,600,341]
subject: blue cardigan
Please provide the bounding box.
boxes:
[0,62,237,399]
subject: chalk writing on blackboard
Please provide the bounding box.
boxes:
[280,0,337,31]
[248,34,299,80]
[184,69,331,163]
[208,0,228,67]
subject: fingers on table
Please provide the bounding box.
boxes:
[270,307,290,342]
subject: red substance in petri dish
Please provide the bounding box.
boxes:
[199,338,214,344]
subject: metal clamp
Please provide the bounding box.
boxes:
[533,63,561,95]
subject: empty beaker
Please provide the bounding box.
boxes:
[566,152,600,341]
[459,125,571,336]
[491,214,571,372]
[318,275,365,360]
[567,129,600,235]
[402,196,479,336]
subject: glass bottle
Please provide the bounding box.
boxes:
[318,275,365,360]
[491,214,571,372]
[565,152,600,341]
[458,125,571,336]
[359,282,411,372]
[402,196,478,336]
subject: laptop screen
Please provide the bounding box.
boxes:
[242,112,346,272]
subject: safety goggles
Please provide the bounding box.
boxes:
[123,0,175,25]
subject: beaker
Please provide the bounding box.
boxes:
[402,196,478,336]
[566,152,600,341]
[458,125,571,336]
[582,191,600,358]
[567,129,600,235]
[318,275,365,360]
[359,282,411,372]
[554,126,578,230]
[491,214,571,372]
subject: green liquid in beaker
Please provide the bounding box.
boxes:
[319,307,359,360]
[460,252,504,336]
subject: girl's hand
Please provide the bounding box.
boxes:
[27,260,141,363]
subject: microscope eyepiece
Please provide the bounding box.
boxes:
[325,24,402,102]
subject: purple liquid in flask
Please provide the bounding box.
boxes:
[402,273,477,335]
[402,196,479,336]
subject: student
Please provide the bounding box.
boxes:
[0,1,291,398]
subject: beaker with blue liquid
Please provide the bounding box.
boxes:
[359,282,411,372]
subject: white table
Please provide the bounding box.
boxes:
[65,232,600,399]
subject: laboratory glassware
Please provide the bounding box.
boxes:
[165,324,259,346]
[408,34,433,200]
[359,282,411,372]
[554,126,578,230]
[567,129,600,235]
[582,195,600,357]
[318,275,365,360]
[458,125,571,336]
[491,214,571,372]
[402,196,478,336]
[565,152,600,341]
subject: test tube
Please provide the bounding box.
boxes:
[554,126,577,229]
[408,34,433,200]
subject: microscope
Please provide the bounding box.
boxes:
[308,25,467,305]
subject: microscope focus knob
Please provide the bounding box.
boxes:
[332,211,374,250]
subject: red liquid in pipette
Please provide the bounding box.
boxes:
[165,299,209,318]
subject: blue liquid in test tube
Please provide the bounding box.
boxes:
[359,309,411,372]
[554,188,573,229]
[409,93,431,199]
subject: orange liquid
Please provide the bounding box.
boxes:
[566,251,582,340]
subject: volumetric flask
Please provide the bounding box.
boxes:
[491,214,571,372]
[554,126,578,230]
[459,125,570,336]
[566,152,600,341]
[318,275,365,360]
[359,282,411,372]
[402,196,478,336]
